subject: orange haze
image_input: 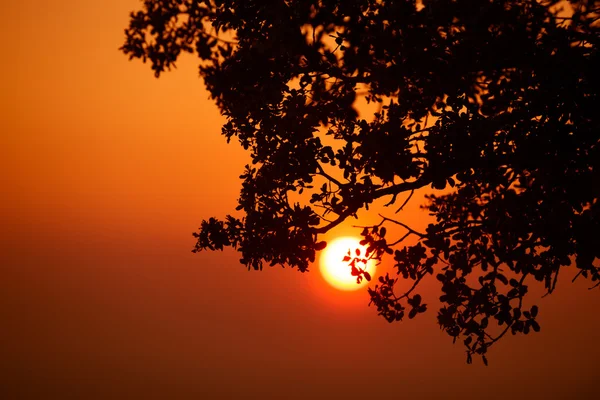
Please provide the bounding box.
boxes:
[0,1,598,399]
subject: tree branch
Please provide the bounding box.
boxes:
[378,214,426,237]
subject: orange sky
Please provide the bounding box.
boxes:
[1,1,598,398]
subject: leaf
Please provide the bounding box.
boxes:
[314,241,327,251]
[408,309,417,319]
[481,317,489,329]
[496,274,508,285]
[531,305,539,318]
[412,294,422,306]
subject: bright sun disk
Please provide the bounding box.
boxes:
[319,236,377,291]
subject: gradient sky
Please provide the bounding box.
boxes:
[1,1,599,399]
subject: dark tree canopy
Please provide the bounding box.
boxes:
[122,0,600,364]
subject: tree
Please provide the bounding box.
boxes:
[121,0,600,364]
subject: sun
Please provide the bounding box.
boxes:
[319,236,377,291]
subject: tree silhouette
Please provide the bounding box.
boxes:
[121,0,599,364]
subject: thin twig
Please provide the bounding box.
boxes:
[316,164,343,187]
[379,214,426,237]
[396,189,415,213]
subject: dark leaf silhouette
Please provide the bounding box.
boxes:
[122,0,600,364]
[315,241,327,251]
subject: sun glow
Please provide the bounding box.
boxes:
[319,236,377,291]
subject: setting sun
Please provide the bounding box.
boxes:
[319,236,377,291]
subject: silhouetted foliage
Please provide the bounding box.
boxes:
[122,0,600,363]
